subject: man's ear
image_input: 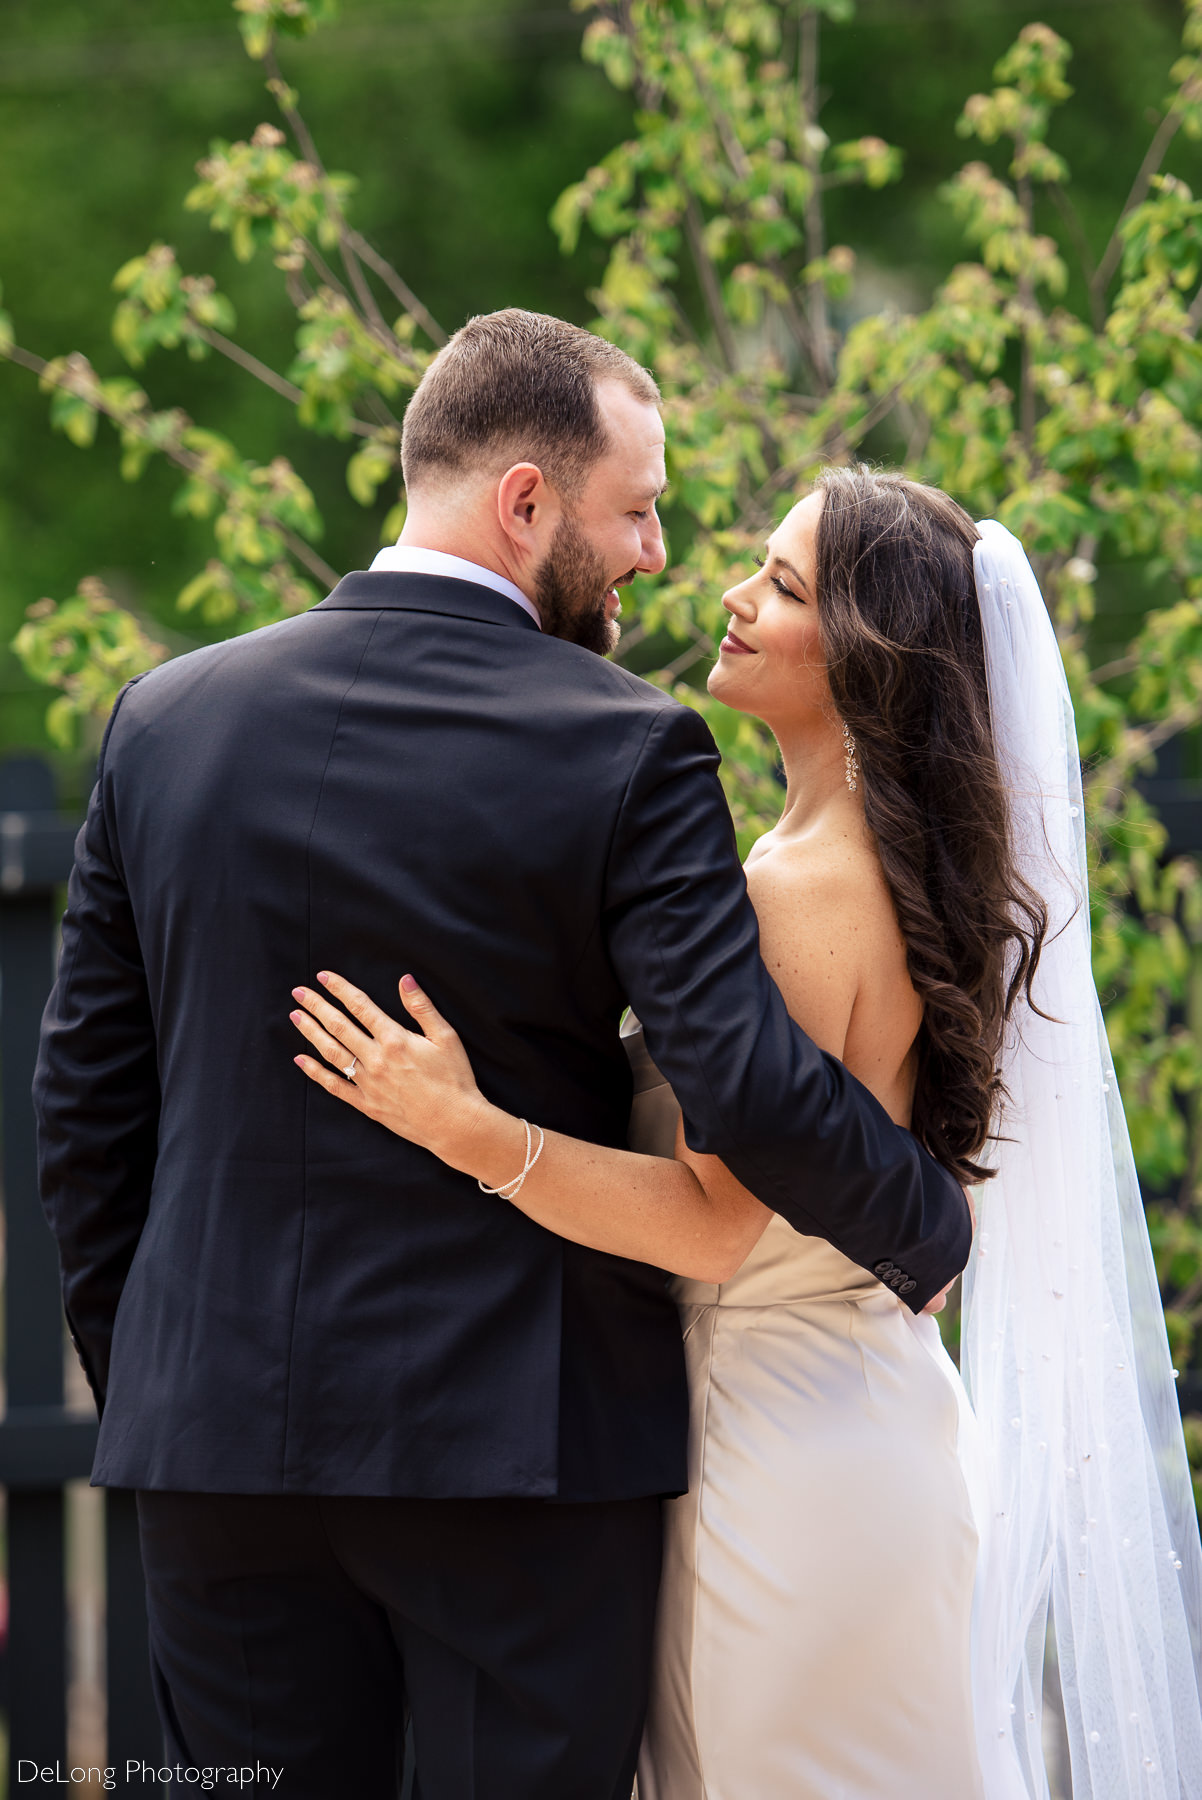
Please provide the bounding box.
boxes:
[496,462,558,559]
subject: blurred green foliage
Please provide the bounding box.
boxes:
[0,0,636,783]
[1,0,1191,789]
[4,0,1202,1499]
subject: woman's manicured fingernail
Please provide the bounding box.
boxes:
[317,972,330,985]
[401,974,418,993]
[290,1010,303,1024]
[291,988,305,1001]
[293,1056,306,1067]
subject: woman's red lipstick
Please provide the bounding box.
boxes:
[719,627,756,655]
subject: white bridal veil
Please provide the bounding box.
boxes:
[961,521,1202,1799]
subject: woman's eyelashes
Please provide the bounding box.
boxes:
[753,552,803,602]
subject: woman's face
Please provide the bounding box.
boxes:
[707,489,833,728]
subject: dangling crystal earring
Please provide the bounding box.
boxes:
[842,720,859,794]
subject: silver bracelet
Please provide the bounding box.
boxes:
[477,1119,545,1201]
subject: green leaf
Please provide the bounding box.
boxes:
[49,390,99,449]
[346,434,399,507]
[381,498,407,544]
[234,0,340,61]
[12,581,166,746]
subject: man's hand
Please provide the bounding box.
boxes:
[923,1184,976,1315]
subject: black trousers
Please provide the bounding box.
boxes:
[136,1490,663,1800]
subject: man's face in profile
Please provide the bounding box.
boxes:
[535,381,668,655]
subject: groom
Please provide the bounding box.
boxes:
[35,309,970,1799]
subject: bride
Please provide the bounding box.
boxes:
[290,466,1202,1798]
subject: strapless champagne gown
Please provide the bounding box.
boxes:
[624,1019,985,1800]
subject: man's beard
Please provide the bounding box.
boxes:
[534,512,624,656]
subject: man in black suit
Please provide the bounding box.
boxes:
[35,310,970,1799]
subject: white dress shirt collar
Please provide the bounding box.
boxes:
[368,543,541,629]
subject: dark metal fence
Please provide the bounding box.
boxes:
[0,755,161,1792]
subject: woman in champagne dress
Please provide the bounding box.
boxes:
[621,1018,983,1797]
[288,468,1202,1797]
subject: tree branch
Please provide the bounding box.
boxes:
[1048,181,1103,329]
[284,264,316,313]
[293,236,354,308]
[198,326,308,406]
[829,377,911,460]
[798,8,833,391]
[290,236,421,370]
[681,41,823,384]
[1015,161,1037,456]
[1090,652,1141,683]
[345,230,447,347]
[609,620,647,666]
[265,52,396,346]
[717,229,821,375]
[293,239,399,359]
[1092,106,1183,306]
[1121,702,1202,767]
[1188,281,1202,333]
[266,51,445,354]
[196,327,387,438]
[683,194,738,372]
[724,371,908,540]
[5,341,341,591]
[604,0,662,111]
[652,622,715,684]
[899,396,931,467]
[683,55,752,185]
[663,289,726,380]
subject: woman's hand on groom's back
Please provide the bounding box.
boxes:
[289,969,502,1170]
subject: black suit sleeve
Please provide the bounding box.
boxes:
[33,680,159,1409]
[603,701,971,1311]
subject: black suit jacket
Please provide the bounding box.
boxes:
[35,572,969,1499]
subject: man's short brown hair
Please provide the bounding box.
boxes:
[400,309,660,497]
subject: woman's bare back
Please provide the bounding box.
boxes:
[743,814,923,1128]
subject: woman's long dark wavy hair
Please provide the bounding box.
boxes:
[813,466,1048,1183]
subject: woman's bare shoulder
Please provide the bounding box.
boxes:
[743,825,882,1053]
[744,821,918,1073]
[745,821,902,953]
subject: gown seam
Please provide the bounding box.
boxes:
[847,1295,875,1406]
[689,1303,720,1799]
